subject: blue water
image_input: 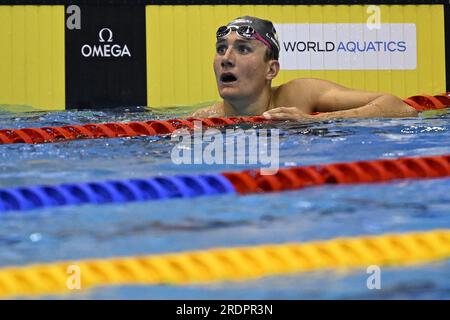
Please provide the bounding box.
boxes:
[0,108,449,299]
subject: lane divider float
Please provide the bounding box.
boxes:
[0,229,448,298]
[1,154,449,213]
[0,116,267,145]
[0,93,448,145]
[403,92,450,111]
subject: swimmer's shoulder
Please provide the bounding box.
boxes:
[191,103,224,118]
[272,78,321,96]
[271,78,319,112]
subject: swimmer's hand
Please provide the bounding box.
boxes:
[262,107,316,121]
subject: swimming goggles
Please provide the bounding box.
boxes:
[216,25,273,49]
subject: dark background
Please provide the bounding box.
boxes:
[65,5,147,109]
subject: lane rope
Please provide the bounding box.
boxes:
[0,116,267,144]
[0,93,448,145]
[0,229,448,298]
[1,154,449,213]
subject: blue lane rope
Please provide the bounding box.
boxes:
[3,154,450,213]
[0,174,235,212]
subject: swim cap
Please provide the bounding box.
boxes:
[226,16,280,60]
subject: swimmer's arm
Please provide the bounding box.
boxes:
[264,97,417,121]
[312,95,418,120]
[313,79,418,118]
[265,79,417,120]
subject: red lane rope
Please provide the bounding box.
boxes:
[0,93,449,145]
[221,154,450,194]
[1,154,449,212]
[403,92,450,111]
[0,116,267,145]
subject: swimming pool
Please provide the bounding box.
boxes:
[0,108,449,299]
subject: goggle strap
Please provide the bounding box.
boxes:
[253,32,273,49]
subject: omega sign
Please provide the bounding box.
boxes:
[81,28,131,58]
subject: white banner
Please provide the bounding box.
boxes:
[275,23,416,70]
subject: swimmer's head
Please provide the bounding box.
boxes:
[214,16,281,104]
[216,16,280,61]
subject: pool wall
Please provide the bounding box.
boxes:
[0,0,447,110]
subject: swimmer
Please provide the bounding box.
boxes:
[192,16,418,120]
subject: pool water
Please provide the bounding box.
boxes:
[0,108,449,299]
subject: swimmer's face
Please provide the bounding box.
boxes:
[214,32,279,102]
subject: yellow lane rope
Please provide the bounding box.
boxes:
[0,229,449,298]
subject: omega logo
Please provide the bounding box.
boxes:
[98,28,113,43]
[81,28,131,58]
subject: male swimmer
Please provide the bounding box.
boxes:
[192,16,418,120]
